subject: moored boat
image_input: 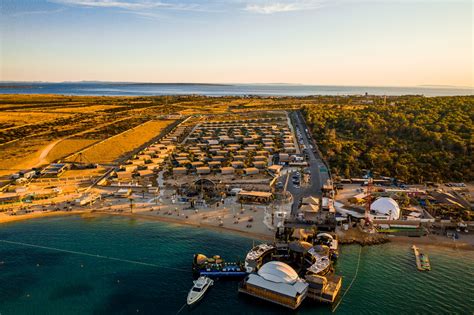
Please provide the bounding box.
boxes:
[187,276,213,305]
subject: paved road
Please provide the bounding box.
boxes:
[286,111,330,215]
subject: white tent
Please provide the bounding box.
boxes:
[370,197,400,220]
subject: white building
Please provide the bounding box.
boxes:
[370,197,400,220]
[239,261,308,309]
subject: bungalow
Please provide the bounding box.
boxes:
[268,164,282,175]
[196,167,211,175]
[208,161,221,169]
[138,154,152,160]
[253,161,267,169]
[41,163,69,178]
[177,159,191,166]
[254,155,267,161]
[124,165,138,172]
[232,161,245,169]
[212,155,226,162]
[116,171,133,180]
[221,167,235,175]
[191,161,204,168]
[233,155,246,161]
[138,170,154,177]
[173,167,187,175]
[279,153,290,163]
[151,158,164,165]
[244,167,259,175]
[302,196,320,206]
[132,159,146,166]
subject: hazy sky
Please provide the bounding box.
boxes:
[0,0,472,86]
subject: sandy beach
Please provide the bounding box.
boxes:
[1,209,473,251]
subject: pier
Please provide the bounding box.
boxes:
[412,245,431,271]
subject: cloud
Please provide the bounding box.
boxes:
[244,0,325,14]
[10,8,66,17]
[51,0,197,11]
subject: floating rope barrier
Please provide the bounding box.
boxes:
[0,239,189,273]
[332,245,363,313]
[175,302,188,314]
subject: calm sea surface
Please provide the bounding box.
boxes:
[0,216,473,315]
[0,83,472,97]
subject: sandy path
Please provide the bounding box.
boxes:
[34,139,64,167]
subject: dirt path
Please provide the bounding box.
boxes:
[34,139,64,167]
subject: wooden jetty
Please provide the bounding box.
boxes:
[412,245,431,271]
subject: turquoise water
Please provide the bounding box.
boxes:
[0,82,472,96]
[0,215,473,314]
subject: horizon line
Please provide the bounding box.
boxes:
[1,80,473,90]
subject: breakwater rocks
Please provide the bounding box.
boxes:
[337,228,390,246]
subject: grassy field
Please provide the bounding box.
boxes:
[71,120,175,163]
[46,139,99,163]
[0,111,70,130]
[0,138,49,175]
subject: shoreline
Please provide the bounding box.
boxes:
[0,210,274,242]
[92,211,275,241]
[1,211,472,251]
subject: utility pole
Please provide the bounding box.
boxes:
[364,178,373,225]
[129,197,134,214]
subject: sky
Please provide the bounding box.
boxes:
[0,0,472,86]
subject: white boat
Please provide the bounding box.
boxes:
[187,276,213,305]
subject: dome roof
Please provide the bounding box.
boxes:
[257,261,299,284]
[370,197,400,220]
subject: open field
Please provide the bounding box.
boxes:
[72,119,175,163]
[46,139,99,163]
[0,94,472,183]
[0,111,70,130]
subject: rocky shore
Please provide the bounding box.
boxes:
[337,227,390,246]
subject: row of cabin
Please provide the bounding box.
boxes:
[173,166,264,176]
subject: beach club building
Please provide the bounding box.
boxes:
[237,191,273,204]
[239,261,309,310]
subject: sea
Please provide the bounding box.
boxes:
[0,82,472,97]
[0,216,472,315]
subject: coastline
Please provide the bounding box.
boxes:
[0,210,274,241]
[1,211,473,251]
[388,235,474,251]
[92,211,275,241]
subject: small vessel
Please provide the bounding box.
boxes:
[187,276,213,305]
[412,245,431,271]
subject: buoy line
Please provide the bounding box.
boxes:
[175,302,188,314]
[332,245,363,313]
[0,239,189,273]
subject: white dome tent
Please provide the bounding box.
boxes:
[257,261,299,284]
[370,197,400,220]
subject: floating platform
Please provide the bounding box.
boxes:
[193,254,247,279]
[412,245,431,271]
